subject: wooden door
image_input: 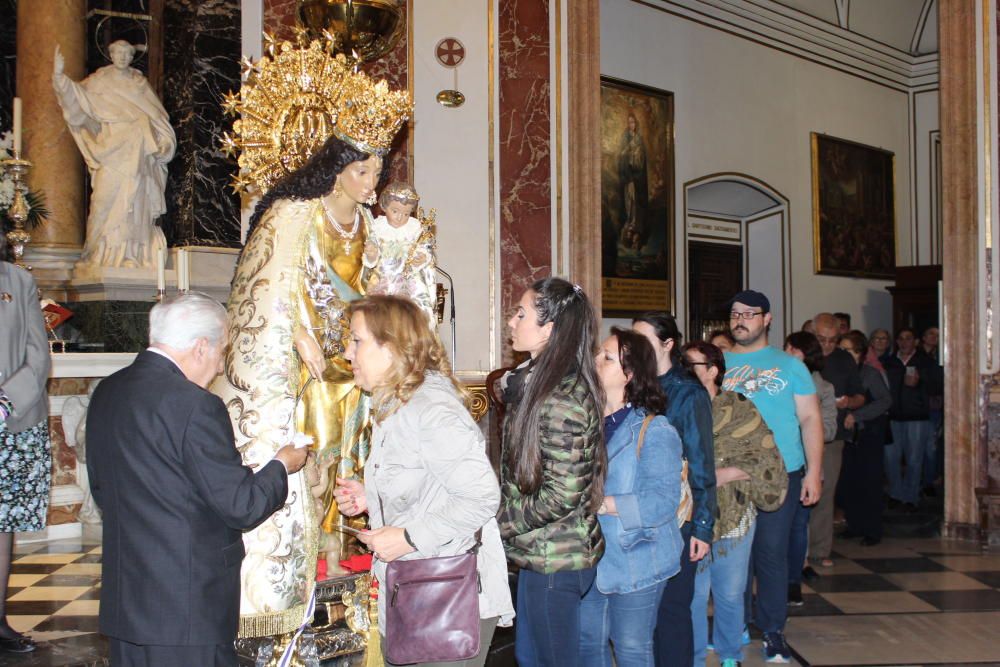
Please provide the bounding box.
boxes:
[688,241,743,342]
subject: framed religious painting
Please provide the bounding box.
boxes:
[600,77,675,315]
[811,133,896,279]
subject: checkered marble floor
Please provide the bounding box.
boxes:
[2,536,999,666]
[4,537,105,666]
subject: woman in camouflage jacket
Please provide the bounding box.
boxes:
[497,277,605,667]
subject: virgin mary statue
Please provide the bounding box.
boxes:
[212,42,411,639]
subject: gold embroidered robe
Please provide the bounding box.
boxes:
[212,198,371,637]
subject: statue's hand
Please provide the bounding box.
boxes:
[294,326,327,379]
[363,240,378,266]
[53,45,65,77]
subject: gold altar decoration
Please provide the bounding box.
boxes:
[467,383,489,422]
[221,31,411,195]
[298,0,404,63]
[2,157,34,269]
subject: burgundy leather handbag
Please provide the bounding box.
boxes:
[379,498,482,665]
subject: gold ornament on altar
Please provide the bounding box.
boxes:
[221,31,411,195]
[2,157,34,269]
[298,0,405,63]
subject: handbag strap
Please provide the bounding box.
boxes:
[635,413,655,459]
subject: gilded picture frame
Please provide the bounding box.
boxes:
[600,76,675,315]
[811,133,896,279]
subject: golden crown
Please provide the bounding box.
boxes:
[334,77,411,157]
[221,31,412,194]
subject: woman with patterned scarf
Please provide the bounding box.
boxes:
[682,341,787,667]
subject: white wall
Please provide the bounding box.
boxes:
[600,0,938,336]
[240,1,263,243]
[746,211,786,340]
[912,88,941,265]
[412,0,494,372]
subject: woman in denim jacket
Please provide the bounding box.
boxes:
[579,328,684,667]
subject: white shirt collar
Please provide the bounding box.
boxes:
[147,346,181,370]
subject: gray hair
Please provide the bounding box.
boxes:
[149,292,227,350]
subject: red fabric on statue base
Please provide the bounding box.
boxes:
[340,554,373,572]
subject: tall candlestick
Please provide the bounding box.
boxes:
[12,97,22,155]
[156,247,166,292]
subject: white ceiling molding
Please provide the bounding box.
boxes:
[641,0,938,91]
[834,0,849,30]
[910,0,936,56]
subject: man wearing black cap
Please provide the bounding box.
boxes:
[720,290,824,663]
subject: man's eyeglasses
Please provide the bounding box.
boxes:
[729,311,763,320]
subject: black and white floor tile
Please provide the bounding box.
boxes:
[2,536,999,666]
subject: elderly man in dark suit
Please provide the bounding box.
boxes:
[86,292,308,666]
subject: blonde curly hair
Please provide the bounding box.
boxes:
[348,294,468,422]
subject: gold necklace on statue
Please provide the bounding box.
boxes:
[320,198,361,252]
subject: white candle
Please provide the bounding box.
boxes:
[176,249,187,291]
[156,248,166,291]
[12,97,22,155]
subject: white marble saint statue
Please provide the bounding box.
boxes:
[62,380,102,525]
[53,41,176,269]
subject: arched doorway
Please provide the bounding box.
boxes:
[683,174,791,343]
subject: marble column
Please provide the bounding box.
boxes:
[162,0,242,248]
[567,0,601,310]
[360,3,410,183]
[0,1,15,134]
[262,0,297,41]
[498,0,553,360]
[939,0,983,540]
[15,0,87,264]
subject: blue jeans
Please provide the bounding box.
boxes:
[692,521,756,664]
[653,522,696,667]
[579,580,667,667]
[747,470,802,634]
[515,567,597,667]
[788,501,811,582]
[885,420,931,504]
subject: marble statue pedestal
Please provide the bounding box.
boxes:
[67,245,239,303]
[69,264,172,303]
[47,246,239,352]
